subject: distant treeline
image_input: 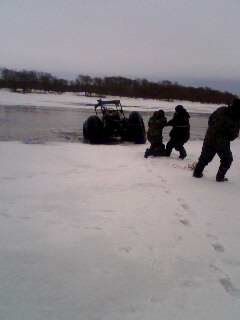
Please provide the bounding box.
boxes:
[0,68,236,104]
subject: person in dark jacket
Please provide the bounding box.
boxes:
[144,109,167,158]
[165,105,190,159]
[193,98,240,182]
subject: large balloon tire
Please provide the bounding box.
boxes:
[128,112,146,144]
[83,115,104,143]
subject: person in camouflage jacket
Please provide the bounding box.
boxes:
[144,110,167,158]
[193,98,240,182]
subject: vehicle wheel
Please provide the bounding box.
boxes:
[127,112,146,144]
[83,115,104,143]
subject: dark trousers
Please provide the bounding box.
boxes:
[194,143,233,179]
[150,142,165,154]
[165,139,187,159]
[145,142,165,157]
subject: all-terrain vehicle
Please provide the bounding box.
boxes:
[83,99,146,144]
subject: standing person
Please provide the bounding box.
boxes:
[165,105,190,159]
[193,98,240,182]
[144,110,167,158]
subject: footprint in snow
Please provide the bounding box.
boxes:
[179,219,191,227]
[177,197,192,213]
[158,176,167,183]
[181,202,191,211]
[219,277,240,298]
[209,264,240,297]
[209,263,223,273]
[0,212,10,219]
[212,242,225,253]
[119,246,132,254]
[206,235,225,253]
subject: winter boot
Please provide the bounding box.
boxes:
[164,149,171,157]
[216,177,228,182]
[193,172,203,178]
[179,152,186,160]
[144,148,149,158]
[152,144,166,157]
[144,148,151,158]
[216,166,229,182]
[178,146,187,159]
[193,162,204,178]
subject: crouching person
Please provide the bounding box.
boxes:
[145,110,167,158]
[165,105,190,159]
[193,98,240,182]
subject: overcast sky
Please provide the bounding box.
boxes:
[0,0,239,93]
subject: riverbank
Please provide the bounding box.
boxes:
[0,88,219,113]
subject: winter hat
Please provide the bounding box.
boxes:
[175,105,184,112]
[157,109,165,117]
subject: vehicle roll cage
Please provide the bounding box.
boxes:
[94,99,125,117]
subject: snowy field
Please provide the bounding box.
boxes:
[0,89,219,114]
[1,140,240,320]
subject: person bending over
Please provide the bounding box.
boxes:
[145,110,167,158]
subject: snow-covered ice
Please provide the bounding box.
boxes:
[0,140,240,319]
[0,89,219,114]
